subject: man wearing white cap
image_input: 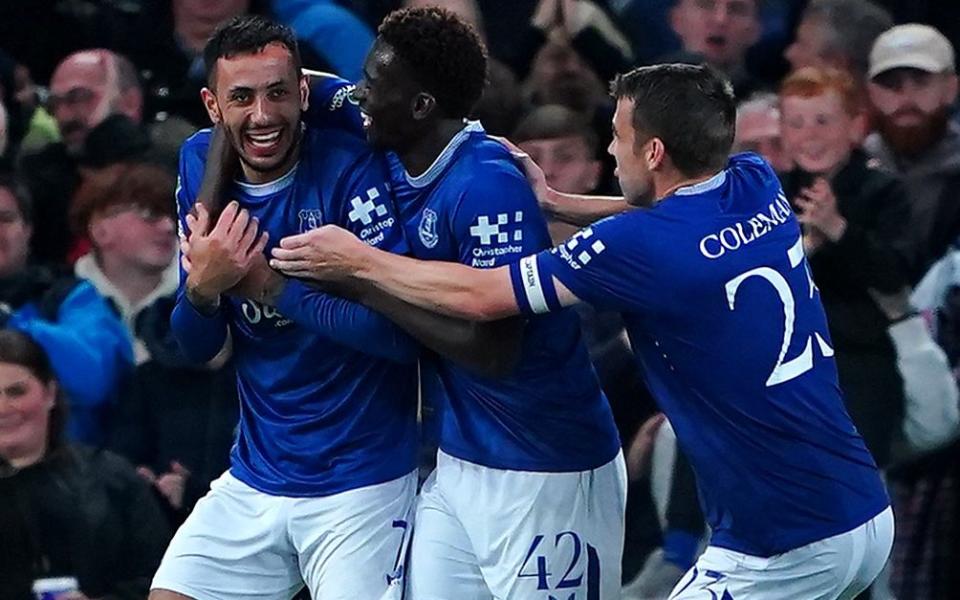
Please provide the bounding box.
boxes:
[865,23,960,279]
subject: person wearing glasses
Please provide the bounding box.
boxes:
[71,161,179,365]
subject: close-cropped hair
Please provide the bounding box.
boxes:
[203,15,302,88]
[611,63,736,175]
[378,7,488,119]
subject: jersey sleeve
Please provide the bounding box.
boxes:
[303,73,364,137]
[508,214,649,315]
[449,165,551,268]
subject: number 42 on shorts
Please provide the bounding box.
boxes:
[518,531,600,600]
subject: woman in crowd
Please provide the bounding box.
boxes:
[0,329,170,600]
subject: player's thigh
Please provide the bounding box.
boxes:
[292,471,418,600]
[669,526,882,600]
[406,469,492,600]
[838,507,895,600]
[458,452,628,599]
[151,472,302,600]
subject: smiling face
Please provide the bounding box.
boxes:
[671,0,761,69]
[354,40,429,152]
[201,42,308,184]
[780,90,862,176]
[0,362,55,465]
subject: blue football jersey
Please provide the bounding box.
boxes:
[305,76,620,471]
[389,122,621,471]
[511,153,889,555]
[171,126,419,497]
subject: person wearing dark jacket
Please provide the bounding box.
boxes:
[0,329,171,600]
[110,296,239,525]
[779,67,911,466]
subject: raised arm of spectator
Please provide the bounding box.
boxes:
[871,288,960,460]
[511,0,634,82]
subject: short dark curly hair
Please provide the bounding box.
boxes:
[378,7,488,119]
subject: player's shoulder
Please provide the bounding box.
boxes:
[179,127,213,163]
[306,71,356,111]
[301,125,382,175]
[448,131,530,194]
[725,152,784,205]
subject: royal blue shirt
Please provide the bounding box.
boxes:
[306,77,621,472]
[171,126,418,497]
[511,153,890,555]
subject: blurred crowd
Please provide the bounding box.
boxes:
[0,1,959,599]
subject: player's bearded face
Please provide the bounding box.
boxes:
[204,44,307,183]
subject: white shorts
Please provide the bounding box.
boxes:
[408,449,627,599]
[151,469,417,600]
[669,506,895,600]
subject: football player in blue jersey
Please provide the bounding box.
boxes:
[238,8,626,600]
[271,63,895,599]
[150,15,518,600]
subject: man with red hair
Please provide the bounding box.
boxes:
[779,66,911,469]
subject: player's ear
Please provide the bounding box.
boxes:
[299,74,310,112]
[201,88,222,124]
[411,92,436,121]
[647,137,667,171]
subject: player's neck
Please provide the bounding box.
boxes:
[655,169,722,202]
[397,120,466,178]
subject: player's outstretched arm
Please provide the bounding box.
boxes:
[496,136,630,226]
[354,284,524,377]
[272,225,531,321]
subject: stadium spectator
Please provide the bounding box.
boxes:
[523,29,609,115]
[521,32,618,192]
[0,51,55,166]
[273,0,375,83]
[734,92,792,172]
[785,0,893,84]
[0,173,132,446]
[661,0,766,97]
[892,250,960,600]
[19,49,149,266]
[72,162,179,364]
[0,329,170,600]
[110,296,239,524]
[108,0,341,129]
[513,104,602,239]
[779,66,911,466]
[509,0,634,85]
[864,24,960,281]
